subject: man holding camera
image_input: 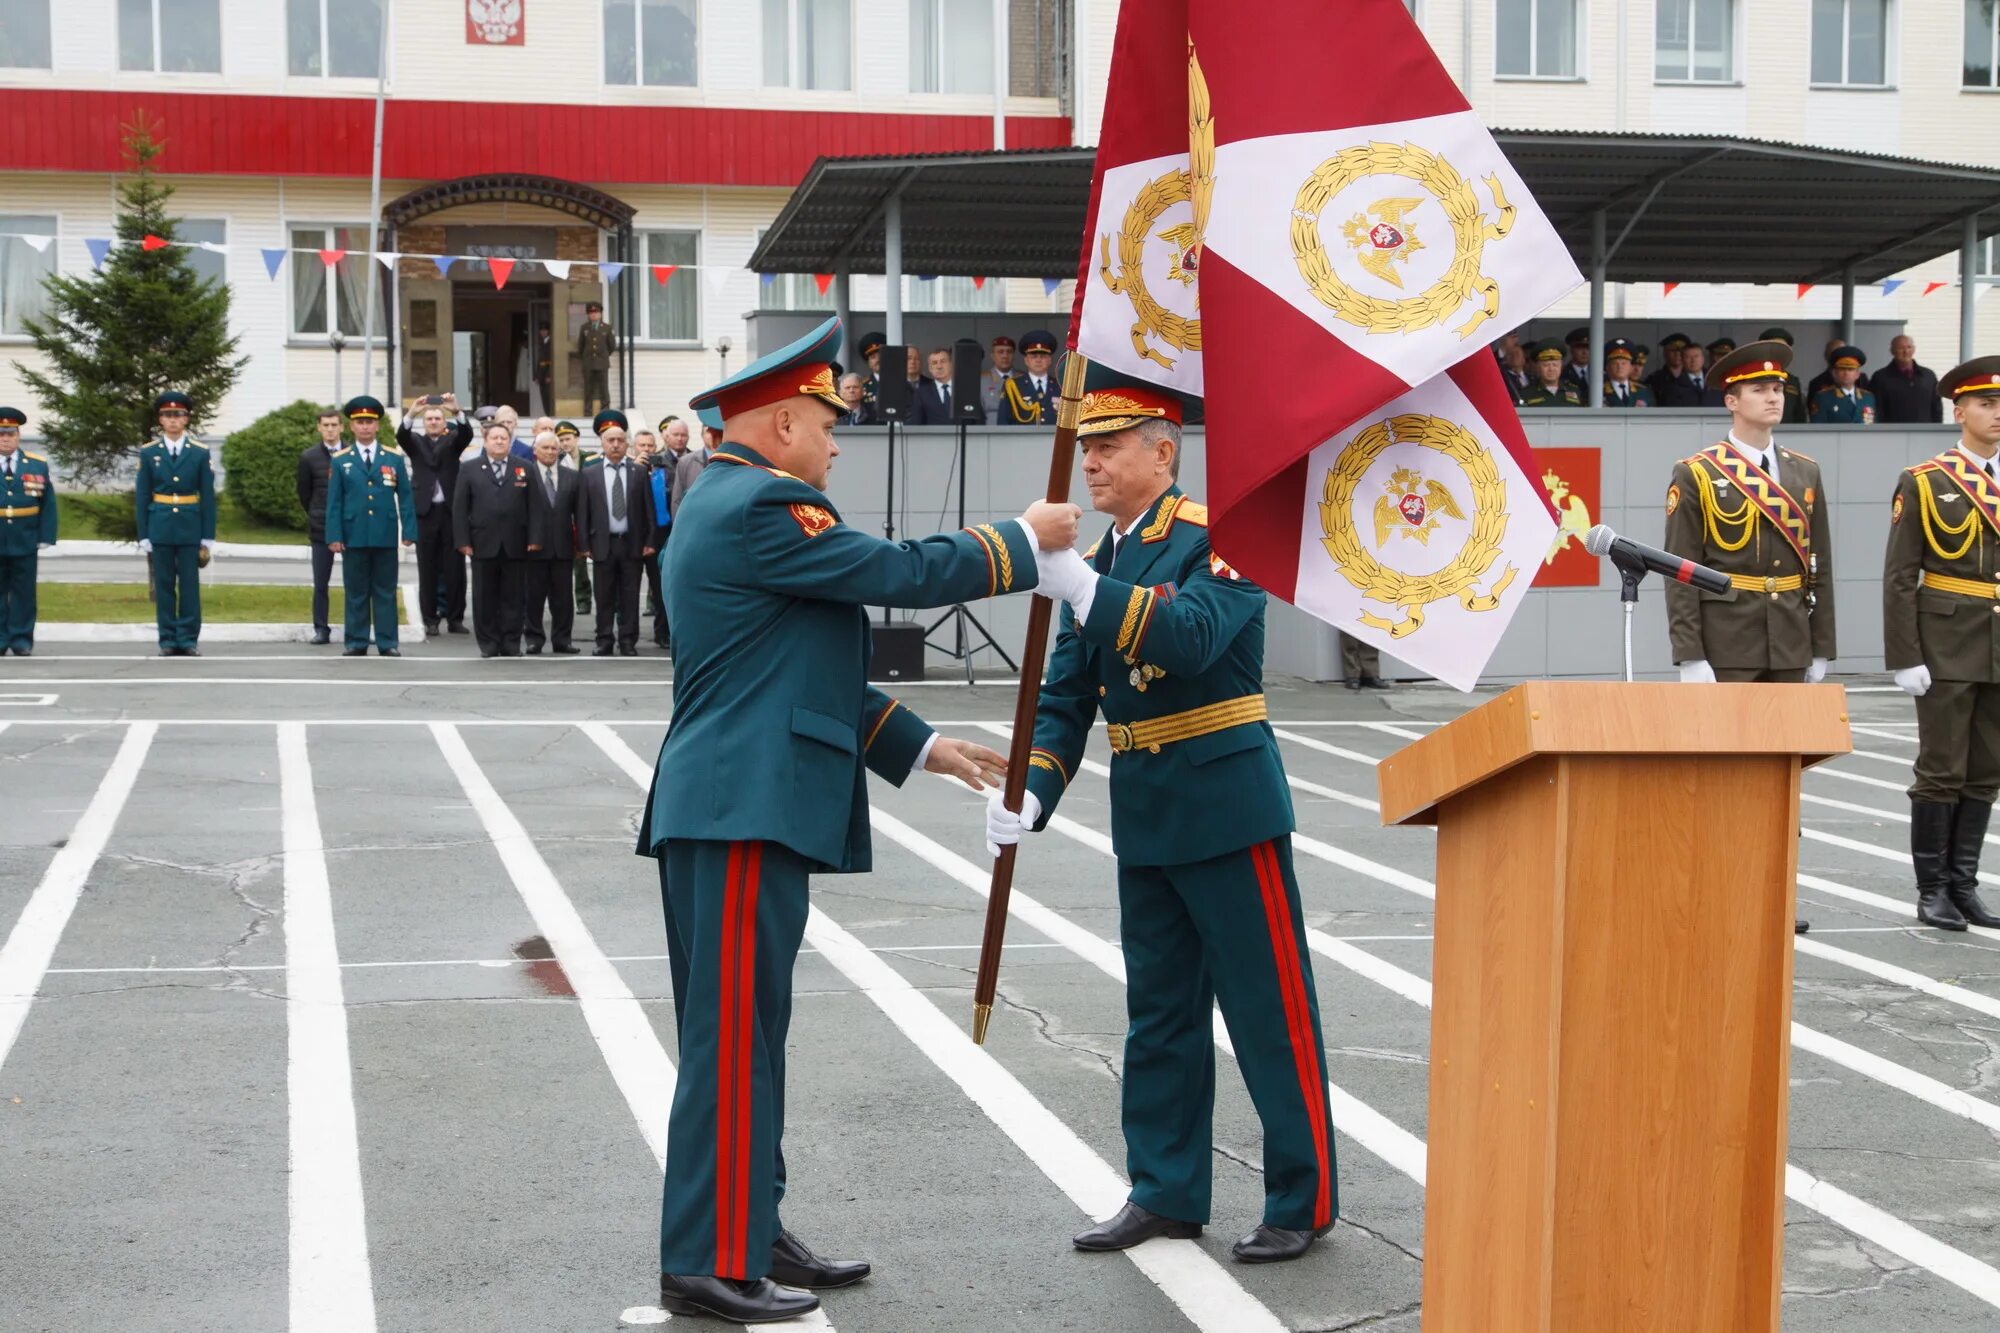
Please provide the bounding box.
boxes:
[398,393,473,636]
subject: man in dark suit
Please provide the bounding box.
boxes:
[398,394,473,635]
[910,346,959,424]
[295,406,346,644]
[523,429,582,654]
[577,409,654,656]
[1871,335,1944,424]
[452,420,533,658]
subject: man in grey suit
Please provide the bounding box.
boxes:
[577,410,655,656]
[523,430,582,654]
[453,421,532,658]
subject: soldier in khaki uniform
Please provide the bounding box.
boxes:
[1880,356,2000,932]
[577,300,618,416]
[1664,339,1835,935]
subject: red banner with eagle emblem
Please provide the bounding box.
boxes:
[1072,0,1579,689]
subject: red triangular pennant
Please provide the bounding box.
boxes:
[972,275,988,290]
[490,257,515,289]
[1796,283,1814,300]
[141,234,170,251]
[1924,281,1949,296]
[1662,282,1679,296]
[812,273,834,295]
[318,248,346,268]
[650,264,678,286]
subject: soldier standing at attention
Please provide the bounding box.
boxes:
[1520,340,1582,406]
[134,390,215,657]
[1664,339,1834,936]
[578,300,617,416]
[988,367,1338,1266]
[1809,346,1878,424]
[1881,356,2000,932]
[0,407,56,656]
[1000,330,1059,425]
[641,315,1078,1323]
[325,396,418,657]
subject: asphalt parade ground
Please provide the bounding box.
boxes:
[2,647,1998,1332]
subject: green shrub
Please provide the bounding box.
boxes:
[59,492,139,541]
[221,399,345,531]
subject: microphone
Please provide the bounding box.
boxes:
[1583,524,1731,595]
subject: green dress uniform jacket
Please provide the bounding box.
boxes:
[576,320,617,370]
[326,442,419,652]
[133,437,216,652]
[1519,382,1583,407]
[1809,385,1878,424]
[1883,453,2000,682]
[0,450,56,653]
[1602,381,1654,408]
[1663,441,1836,673]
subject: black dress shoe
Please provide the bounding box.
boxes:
[183,647,201,657]
[1232,1222,1332,1264]
[310,629,332,645]
[378,648,401,657]
[422,621,440,636]
[447,621,470,634]
[1359,675,1391,690]
[767,1230,870,1289]
[1795,919,1810,934]
[11,647,29,656]
[657,1274,818,1323]
[343,648,367,657]
[480,649,498,659]
[1073,1201,1201,1251]
[1343,677,1362,691]
[592,647,614,657]
[524,645,543,655]
[553,644,580,655]
[619,644,639,656]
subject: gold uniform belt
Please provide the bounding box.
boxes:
[1106,694,1268,755]
[152,492,197,504]
[1919,570,2000,600]
[1726,573,1803,595]
[0,505,39,518]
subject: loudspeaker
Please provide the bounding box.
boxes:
[951,338,985,421]
[868,621,927,682]
[875,346,913,420]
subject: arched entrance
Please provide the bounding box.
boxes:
[382,175,637,416]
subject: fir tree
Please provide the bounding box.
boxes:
[20,116,246,488]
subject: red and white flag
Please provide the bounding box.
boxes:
[1073,0,1581,690]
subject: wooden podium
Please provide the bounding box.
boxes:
[1376,681,1852,1333]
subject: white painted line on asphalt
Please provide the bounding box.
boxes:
[1796,873,2000,941]
[1361,722,1429,741]
[39,943,1076,976]
[1849,724,1919,746]
[278,723,378,1333]
[1788,1022,2000,1134]
[1804,826,2000,887]
[0,694,54,705]
[1269,726,1388,768]
[0,723,153,1074]
[1794,937,2000,1021]
[1811,765,1910,794]
[1839,748,1927,769]
[1803,790,2000,852]
[1786,1164,2000,1309]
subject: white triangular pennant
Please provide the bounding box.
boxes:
[197,241,230,255]
[542,259,572,280]
[373,251,400,270]
[704,265,734,295]
[16,233,53,253]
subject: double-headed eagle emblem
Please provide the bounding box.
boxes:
[1372,466,1464,548]
[1341,199,1426,289]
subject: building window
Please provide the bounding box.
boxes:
[118,0,222,73]
[0,0,52,69]
[763,0,851,90]
[179,218,227,289]
[1811,0,1891,86]
[289,225,378,338]
[1656,0,1734,82]
[1979,234,2000,277]
[604,0,697,88]
[903,275,1004,313]
[1009,0,1067,97]
[1496,0,1579,79]
[611,231,701,343]
[1969,1,2000,88]
[287,0,382,78]
[757,273,835,312]
[911,0,993,94]
[0,216,55,337]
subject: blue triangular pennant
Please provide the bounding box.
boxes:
[760,271,776,286]
[261,247,287,279]
[85,237,112,270]
[915,273,937,282]
[1879,279,1905,297]
[1042,276,1061,296]
[432,255,457,277]
[600,262,626,284]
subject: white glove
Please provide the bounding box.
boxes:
[200,539,214,553]
[1678,659,1717,684]
[1033,545,1095,605]
[1895,664,1932,697]
[138,538,153,555]
[985,788,1043,859]
[1805,657,1828,684]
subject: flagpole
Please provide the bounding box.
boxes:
[970,348,1089,1045]
[359,0,391,390]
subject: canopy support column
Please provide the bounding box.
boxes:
[1840,266,1857,346]
[1588,210,1607,407]
[1966,213,1983,365]
[884,194,904,347]
[833,268,852,355]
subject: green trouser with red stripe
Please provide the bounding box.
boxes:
[658,839,809,1280]
[1117,836,1337,1231]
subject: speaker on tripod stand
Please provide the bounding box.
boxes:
[866,345,928,681]
[925,338,1017,683]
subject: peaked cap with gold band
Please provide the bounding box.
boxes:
[1940,356,2000,401]
[592,409,629,436]
[1075,363,1197,438]
[0,406,25,428]
[342,395,385,421]
[689,315,847,420]
[1710,339,1794,389]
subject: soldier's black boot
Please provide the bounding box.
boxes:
[1914,799,1968,931]
[1946,798,2000,928]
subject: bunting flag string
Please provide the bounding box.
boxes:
[600,261,626,284]
[1796,283,1815,300]
[85,238,111,270]
[542,259,571,280]
[15,234,54,254]
[1041,276,1062,296]
[489,257,516,290]
[261,247,287,279]
[433,255,457,278]
[1662,282,1679,296]
[970,275,987,290]
[652,263,679,286]
[1879,278,1904,297]
[812,272,833,295]
[1924,281,1950,296]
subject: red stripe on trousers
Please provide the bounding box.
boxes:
[731,841,763,1277]
[1252,841,1333,1228]
[715,842,743,1275]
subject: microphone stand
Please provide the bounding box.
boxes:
[1610,549,1647,683]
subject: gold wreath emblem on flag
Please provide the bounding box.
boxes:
[1320,415,1516,638]
[1292,142,1517,339]
[1098,40,1214,371]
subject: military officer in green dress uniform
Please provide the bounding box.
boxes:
[1520,340,1582,406]
[1881,356,2000,932]
[639,315,1078,1324]
[325,395,418,656]
[1759,327,1811,424]
[578,300,618,416]
[133,390,216,656]
[1663,339,1835,935]
[1602,337,1654,407]
[855,331,886,418]
[999,329,1059,425]
[987,367,1338,1266]
[0,407,56,655]
[1809,346,1878,424]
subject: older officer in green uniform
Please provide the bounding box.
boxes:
[1520,340,1582,406]
[133,390,216,656]
[1809,346,1878,424]
[988,367,1337,1266]
[1602,337,1654,407]
[640,316,1077,1324]
[1881,356,2000,932]
[0,407,56,655]
[325,395,418,656]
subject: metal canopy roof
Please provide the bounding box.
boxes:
[749,135,2000,286]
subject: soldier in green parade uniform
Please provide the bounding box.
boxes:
[987,366,1337,1266]
[0,407,57,655]
[1519,340,1582,406]
[1881,356,2000,932]
[325,395,418,656]
[1809,346,1879,424]
[999,329,1059,424]
[133,390,216,656]
[578,300,618,416]
[639,315,1077,1324]
[1601,337,1654,407]
[1759,327,1811,424]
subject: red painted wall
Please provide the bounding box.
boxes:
[0,91,1073,186]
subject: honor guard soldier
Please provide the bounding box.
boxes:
[1602,338,1654,407]
[134,390,216,656]
[1665,340,1834,934]
[325,396,418,656]
[578,300,618,415]
[1520,340,1582,406]
[1809,346,1878,424]
[1000,329,1059,424]
[987,366,1338,1267]
[1759,327,1811,424]
[0,407,56,655]
[1881,356,2000,932]
[640,315,1076,1324]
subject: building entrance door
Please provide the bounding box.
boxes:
[452,282,554,416]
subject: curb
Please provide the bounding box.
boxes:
[35,583,430,643]
[43,540,311,560]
